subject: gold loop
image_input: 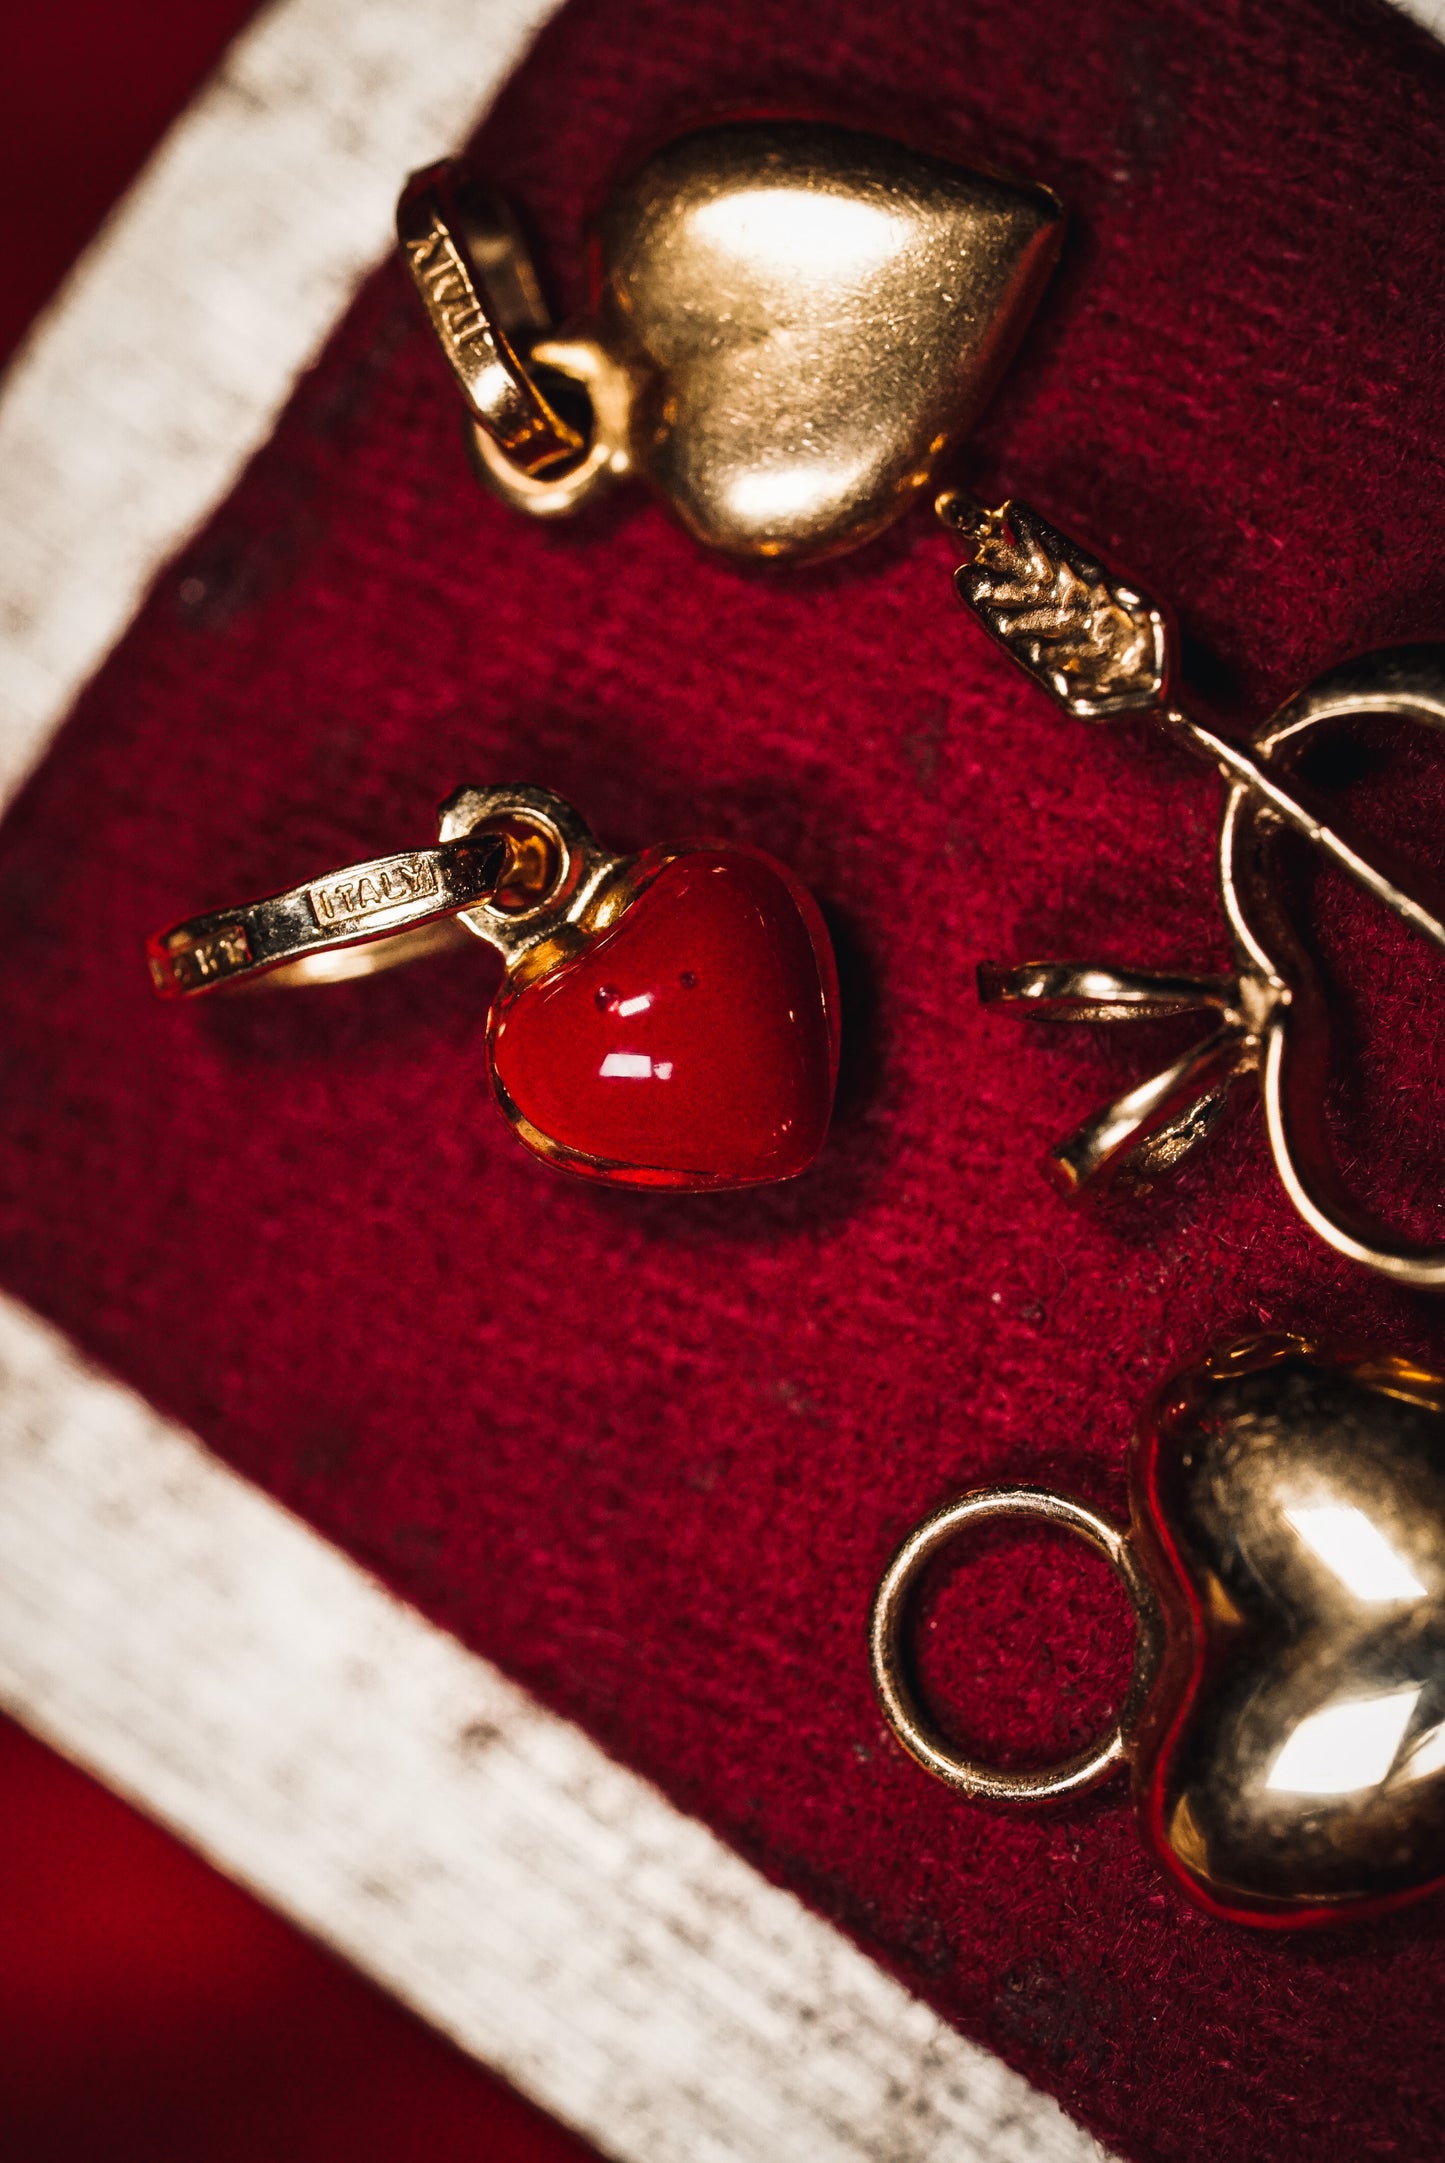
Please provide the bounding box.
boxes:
[466,334,634,519]
[869,1486,1156,1803]
[147,788,623,1001]
[397,161,585,479]
[1219,648,1445,1289]
[146,833,510,998]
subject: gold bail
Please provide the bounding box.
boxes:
[397,161,586,478]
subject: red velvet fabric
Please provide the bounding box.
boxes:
[2,0,1445,2157]
[2,9,595,2155]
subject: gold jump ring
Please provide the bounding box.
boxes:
[869,1485,1158,1803]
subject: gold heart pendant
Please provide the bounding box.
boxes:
[945,494,1445,1287]
[398,124,1061,561]
[872,1335,1445,1929]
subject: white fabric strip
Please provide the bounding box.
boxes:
[0,1295,1105,2163]
[0,0,558,801]
[1397,0,1445,35]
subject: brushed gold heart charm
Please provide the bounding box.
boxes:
[398,123,1061,561]
[943,493,1445,1287]
[872,1334,1445,1929]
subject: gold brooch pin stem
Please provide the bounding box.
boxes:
[397,162,585,478]
[1162,706,1445,957]
[947,494,1445,955]
[959,504,1445,1281]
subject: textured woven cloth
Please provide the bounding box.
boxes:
[3,0,1445,2155]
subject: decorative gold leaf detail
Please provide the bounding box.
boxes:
[954,501,1169,718]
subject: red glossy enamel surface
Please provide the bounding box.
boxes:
[488,848,839,1189]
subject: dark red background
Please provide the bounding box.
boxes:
[0,1720,596,2162]
[3,0,1445,2158]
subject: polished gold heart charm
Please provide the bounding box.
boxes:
[398,123,1061,561]
[872,1334,1445,1929]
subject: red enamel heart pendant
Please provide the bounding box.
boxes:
[148,784,839,1193]
[872,1334,1445,1929]
[484,842,839,1189]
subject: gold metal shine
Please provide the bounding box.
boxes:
[398,164,585,477]
[144,787,646,1002]
[870,1486,1161,1803]
[944,492,1445,1287]
[871,1338,1445,1925]
[146,832,513,995]
[400,123,1062,562]
[1136,1338,1445,1920]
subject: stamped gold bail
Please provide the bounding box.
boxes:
[397,162,592,479]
